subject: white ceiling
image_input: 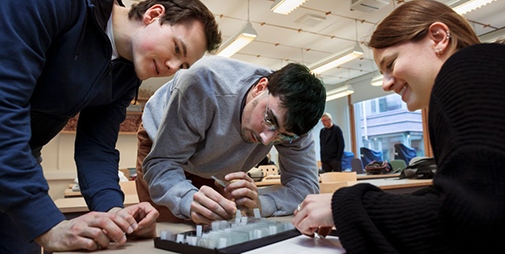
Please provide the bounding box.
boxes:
[133,0,505,93]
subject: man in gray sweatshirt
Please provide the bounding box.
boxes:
[136,56,326,224]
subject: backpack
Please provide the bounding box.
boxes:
[399,157,437,179]
[364,160,392,175]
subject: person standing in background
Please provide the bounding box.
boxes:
[319,113,345,172]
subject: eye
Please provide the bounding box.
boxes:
[386,59,395,71]
[175,43,181,54]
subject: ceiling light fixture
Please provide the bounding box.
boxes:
[308,42,364,75]
[271,0,308,15]
[217,0,257,57]
[370,73,383,87]
[326,84,354,101]
[217,21,257,57]
[451,0,496,15]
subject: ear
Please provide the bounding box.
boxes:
[251,78,269,98]
[428,22,451,56]
[142,4,165,25]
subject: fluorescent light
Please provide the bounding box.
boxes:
[451,0,496,15]
[309,42,364,75]
[370,73,383,87]
[479,27,505,42]
[271,0,308,15]
[217,21,257,57]
[326,84,354,101]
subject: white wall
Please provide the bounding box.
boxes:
[41,132,138,199]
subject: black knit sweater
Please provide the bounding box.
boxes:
[332,43,505,253]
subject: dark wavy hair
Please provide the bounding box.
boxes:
[128,0,222,53]
[267,63,326,136]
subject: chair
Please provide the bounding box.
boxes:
[351,158,364,174]
[319,171,357,183]
[394,143,417,165]
[360,147,383,168]
[341,151,354,171]
[389,159,407,173]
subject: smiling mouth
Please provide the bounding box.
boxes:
[396,84,407,95]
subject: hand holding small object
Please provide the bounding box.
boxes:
[292,193,334,238]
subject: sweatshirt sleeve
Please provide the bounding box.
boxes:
[0,0,73,240]
[74,88,135,212]
[260,133,320,217]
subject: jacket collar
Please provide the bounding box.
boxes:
[89,0,124,32]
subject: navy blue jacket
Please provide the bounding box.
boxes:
[0,0,140,240]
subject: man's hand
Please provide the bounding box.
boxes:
[190,185,237,225]
[224,171,261,216]
[108,202,159,238]
[34,211,134,252]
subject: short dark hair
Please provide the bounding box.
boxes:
[267,63,326,136]
[129,0,222,53]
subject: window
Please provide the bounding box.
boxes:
[354,93,424,162]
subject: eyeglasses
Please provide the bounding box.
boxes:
[262,92,299,143]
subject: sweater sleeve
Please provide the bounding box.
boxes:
[331,184,447,254]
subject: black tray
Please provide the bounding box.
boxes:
[154,228,301,254]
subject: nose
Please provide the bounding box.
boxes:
[164,59,183,76]
[382,74,394,92]
[259,130,278,145]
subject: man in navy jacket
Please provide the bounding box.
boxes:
[0,0,221,252]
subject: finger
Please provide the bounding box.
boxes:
[191,196,228,222]
[225,171,252,182]
[136,210,158,228]
[124,203,159,229]
[109,208,138,234]
[197,186,237,218]
[86,213,127,244]
[197,196,236,220]
[191,210,212,225]
[131,222,157,238]
[61,224,108,250]
[228,185,255,199]
[72,236,103,251]
[226,179,257,192]
[291,207,305,228]
[78,223,116,249]
[317,226,333,238]
[297,224,319,237]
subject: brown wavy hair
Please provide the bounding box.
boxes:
[368,0,479,51]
